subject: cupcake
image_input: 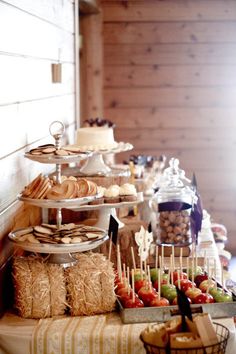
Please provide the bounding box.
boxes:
[89,186,106,205]
[104,185,120,204]
[119,183,137,202]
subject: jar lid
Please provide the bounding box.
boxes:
[155,158,194,204]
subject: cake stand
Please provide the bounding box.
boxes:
[9,227,108,267]
[69,192,143,230]
[11,121,109,266]
[65,142,133,175]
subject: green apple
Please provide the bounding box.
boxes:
[214,292,233,303]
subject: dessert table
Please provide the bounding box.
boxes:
[0,311,236,354]
[0,212,233,354]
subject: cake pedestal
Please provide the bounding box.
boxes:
[80,153,111,175]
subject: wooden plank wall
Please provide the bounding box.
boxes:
[102,0,236,253]
[0,0,76,270]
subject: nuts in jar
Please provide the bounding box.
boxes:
[158,210,190,245]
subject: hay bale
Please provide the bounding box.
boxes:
[66,252,116,316]
[12,256,67,318]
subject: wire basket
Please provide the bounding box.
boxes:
[140,322,230,354]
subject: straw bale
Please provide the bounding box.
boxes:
[47,264,67,316]
[12,256,67,319]
[66,252,116,316]
[12,257,33,318]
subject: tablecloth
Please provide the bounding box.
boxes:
[0,312,235,354]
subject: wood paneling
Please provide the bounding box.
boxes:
[105,87,236,108]
[105,43,236,65]
[80,10,104,120]
[102,0,236,253]
[102,0,236,22]
[105,65,236,87]
[104,22,236,44]
[106,107,236,128]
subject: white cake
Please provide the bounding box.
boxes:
[76,127,118,150]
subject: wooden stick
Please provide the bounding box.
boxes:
[131,247,136,271]
[147,265,152,290]
[155,246,158,269]
[170,255,174,285]
[127,266,130,295]
[180,247,183,277]
[140,256,143,280]
[161,245,164,270]
[186,257,189,280]
[117,244,122,281]
[131,269,135,302]
[108,237,112,261]
[158,268,161,300]
[177,269,181,289]
[123,263,126,288]
[172,245,175,270]
[167,267,170,285]
[191,257,194,288]
[204,251,207,272]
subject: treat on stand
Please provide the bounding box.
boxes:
[21,174,98,200]
[75,126,118,151]
[104,184,120,203]
[27,143,85,156]
[11,223,106,245]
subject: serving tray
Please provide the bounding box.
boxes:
[117,297,236,324]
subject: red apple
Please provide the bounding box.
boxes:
[194,274,208,287]
[150,297,170,307]
[135,279,150,293]
[199,279,216,293]
[172,271,188,283]
[194,293,214,304]
[181,280,196,293]
[115,281,126,293]
[124,297,144,308]
[153,277,168,291]
[185,287,202,300]
[138,286,158,306]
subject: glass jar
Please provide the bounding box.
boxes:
[154,158,195,246]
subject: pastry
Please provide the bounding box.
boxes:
[141,323,169,347]
[104,185,120,203]
[89,186,106,205]
[170,332,203,352]
[119,183,137,202]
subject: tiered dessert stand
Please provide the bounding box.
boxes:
[8,121,109,266]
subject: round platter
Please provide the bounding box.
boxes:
[63,142,133,155]
[69,192,143,211]
[24,150,92,164]
[8,228,108,254]
[18,193,102,209]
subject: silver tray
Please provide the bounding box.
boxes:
[24,150,92,164]
[8,228,108,254]
[69,192,143,211]
[117,297,236,323]
[18,193,101,209]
